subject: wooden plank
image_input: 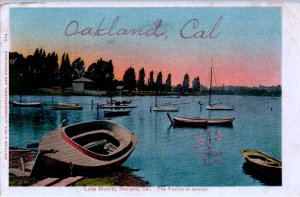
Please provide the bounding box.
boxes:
[32,177,60,186]
[9,168,29,177]
[51,176,84,186]
[20,157,25,172]
[25,161,35,171]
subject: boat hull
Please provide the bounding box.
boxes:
[206,105,234,110]
[152,106,179,112]
[241,150,282,176]
[106,100,132,105]
[104,110,130,117]
[51,105,83,110]
[173,117,207,127]
[12,101,42,108]
[162,96,180,98]
[172,116,234,127]
[97,104,138,109]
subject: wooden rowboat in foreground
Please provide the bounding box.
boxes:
[241,150,282,175]
[31,120,138,176]
[167,113,234,127]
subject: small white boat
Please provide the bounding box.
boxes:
[206,105,234,110]
[162,95,180,98]
[12,101,42,108]
[58,102,79,106]
[152,106,179,112]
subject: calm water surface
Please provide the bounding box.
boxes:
[9,95,281,186]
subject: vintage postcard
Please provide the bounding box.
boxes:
[1,1,300,196]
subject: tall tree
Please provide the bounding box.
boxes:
[156,71,163,93]
[165,73,172,93]
[9,52,27,93]
[59,53,72,91]
[85,59,114,90]
[182,73,190,92]
[123,67,136,91]
[147,70,155,91]
[71,57,85,80]
[137,68,145,92]
[192,76,201,93]
[43,52,59,87]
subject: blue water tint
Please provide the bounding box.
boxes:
[9,95,281,186]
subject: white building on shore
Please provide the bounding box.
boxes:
[72,77,94,93]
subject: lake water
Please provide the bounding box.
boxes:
[9,95,281,186]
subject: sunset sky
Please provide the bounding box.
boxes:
[10,7,281,87]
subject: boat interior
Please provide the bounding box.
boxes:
[247,155,281,167]
[72,131,120,155]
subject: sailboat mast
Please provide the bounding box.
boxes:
[208,59,213,106]
[110,81,113,106]
[155,84,158,107]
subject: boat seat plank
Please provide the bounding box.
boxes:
[51,176,84,186]
[9,168,30,177]
[32,177,60,186]
[25,161,35,171]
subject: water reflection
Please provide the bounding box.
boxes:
[194,128,223,165]
[242,163,282,186]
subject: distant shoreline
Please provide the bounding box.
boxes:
[9,85,281,97]
[9,90,281,97]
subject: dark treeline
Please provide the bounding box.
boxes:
[9,48,201,94]
[9,48,281,96]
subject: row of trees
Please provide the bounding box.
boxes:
[122,67,201,93]
[9,48,201,93]
[10,49,85,92]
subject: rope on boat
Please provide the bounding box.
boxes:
[69,162,74,176]
[167,113,173,125]
[60,119,67,127]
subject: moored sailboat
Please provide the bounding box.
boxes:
[205,60,234,110]
[167,113,234,127]
[152,84,179,112]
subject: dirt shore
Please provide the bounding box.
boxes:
[9,147,149,187]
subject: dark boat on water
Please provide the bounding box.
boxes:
[104,110,130,117]
[106,99,132,105]
[97,103,138,109]
[31,120,138,176]
[50,104,83,110]
[12,101,42,108]
[167,113,234,127]
[162,95,180,98]
[241,150,282,175]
